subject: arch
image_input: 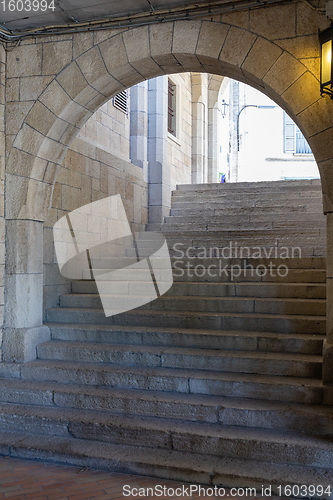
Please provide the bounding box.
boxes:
[6,18,333,221]
[3,12,333,365]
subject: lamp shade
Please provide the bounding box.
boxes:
[320,25,333,99]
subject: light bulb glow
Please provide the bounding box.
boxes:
[322,40,332,85]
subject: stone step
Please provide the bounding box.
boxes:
[172,185,323,195]
[46,307,326,334]
[174,180,321,188]
[170,194,324,206]
[127,248,326,261]
[0,403,331,469]
[37,340,322,378]
[60,294,326,316]
[0,379,331,433]
[166,247,326,260]
[37,178,329,489]
[18,359,324,403]
[173,183,322,194]
[145,228,324,238]
[169,205,324,217]
[48,323,325,355]
[83,256,326,270]
[0,430,331,496]
[160,223,326,233]
[165,216,326,225]
[81,269,327,283]
[165,233,325,245]
[72,280,326,299]
[172,186,323,195]
[170,198,323,208]
[164,214,326,226]
[174,179,321,191]
[137,235,325,247]
[82,268,326,283]
[169,252,326,264]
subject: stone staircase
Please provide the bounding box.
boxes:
[147,179,326,257]
[0,180,332,496]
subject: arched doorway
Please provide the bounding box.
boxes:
[3,14,333,382]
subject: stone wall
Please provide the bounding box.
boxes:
[43,135,148,316]
[0,46,5,357]
[79,97,130,160]
[42,72,194,315]
[167,73,192,188]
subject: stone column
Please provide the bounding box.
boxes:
[207,78,222,184]
[2,218,50,362]
[130,81,148,182]
[208,105,219,183]
[323,211,333,383]
[147,76,171,224]
[229,80,240,183]
[191,73,206,184]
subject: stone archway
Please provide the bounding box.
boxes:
[3,8,333,377]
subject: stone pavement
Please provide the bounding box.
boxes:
[0,456,286,500]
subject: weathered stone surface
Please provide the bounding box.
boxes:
[196,22,229,60]
[309,127,333,164]
[2,326,50,363]
[39,80,72,117]
[123,26,150,63]
[172,21,201,56]
[7,44,42,78]
[275,35,320,60]
[150,23,178,70]
[281,71,319,116]
[5,274,43,329]
[296,2,329,36]
[298,98,333,139]
[99,35,129,76]
[6,78,20,102]
[6,220,43,274]
[77,46,113,94]
[242,38,282,81]
[249,3,296,40]
[42,41,73,75]
[20,76,53,101]
[219,27,256,67]
[263,52,306,96]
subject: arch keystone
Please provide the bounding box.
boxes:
[219,27,256,67]
[172,20,202,56]
[196,22,229,61]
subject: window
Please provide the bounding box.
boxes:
[113,90,129,114]
[168,79,176,136]
[283,112,312,154]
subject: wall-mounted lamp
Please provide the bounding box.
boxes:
[220,99,229,118]
[320,24,333,99]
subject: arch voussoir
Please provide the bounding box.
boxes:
[196,21,229,63]
[263,51,306,96]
